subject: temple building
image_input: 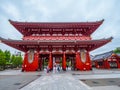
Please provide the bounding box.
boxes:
[92,51,120,69]
[0,19,113,71]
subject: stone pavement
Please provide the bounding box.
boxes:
[20,69,120,90]
[0,75,39,90]
[20,73,89,90]
[1,69,120,90]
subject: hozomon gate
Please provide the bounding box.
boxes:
[0,19,112,71]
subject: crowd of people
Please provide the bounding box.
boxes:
[46,63,69,73]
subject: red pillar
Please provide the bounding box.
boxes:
[75,52,83,70]
[95,61,98,68]
[116,60,120,68]
[105,60,110,69]
[33,51,39,71]
[62,52,66,71]
[86,51,92,70]
[104,60,107,69]
[48,52,53,70]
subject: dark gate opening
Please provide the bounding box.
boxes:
[52,54,63,70]
[38,54,49,71]
[66,54,75,70]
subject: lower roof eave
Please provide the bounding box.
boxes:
[0,37,113,52]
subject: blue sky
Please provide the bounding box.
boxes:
[0,0,120,55]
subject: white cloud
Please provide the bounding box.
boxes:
[0,15,22,40]
[1,2,21,19]
[0,0,120,55]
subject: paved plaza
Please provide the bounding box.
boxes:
[0,69,120,90]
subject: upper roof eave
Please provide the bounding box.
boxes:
[9,19,104,25]
[9,19,104,36]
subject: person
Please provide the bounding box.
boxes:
[54,63,56,70]
[53,63,56,73]
[57,64,60,72]
[66,64,68,70]
[46,66,49,73]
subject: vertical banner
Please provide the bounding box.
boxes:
[80,49,86,63]
[28,49,34,63]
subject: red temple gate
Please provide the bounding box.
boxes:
[0,19,112,71]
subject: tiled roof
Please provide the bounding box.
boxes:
[90,55,94,60]
[92,51,113,61]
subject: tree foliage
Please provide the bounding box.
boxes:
[113,47,120,54]
[11,55,22,68]
[0,49,23,70]
[4,50,11,62]
[0,49,6,70]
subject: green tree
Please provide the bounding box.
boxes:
[4,50,11,62]
[11,55,22,68]
[16,55,22,67]
[0,49,6,70]
[113,47,120,54]
[11,54,15,63]
[11,54,16,68]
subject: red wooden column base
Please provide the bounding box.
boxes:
[62,52,66,71]
[48,52,53,71]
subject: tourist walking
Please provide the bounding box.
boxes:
[46,66,49,73]
[57,64,60,72]
[66,64,68,70]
